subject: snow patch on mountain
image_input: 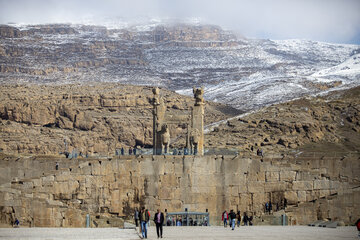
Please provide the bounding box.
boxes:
[312,53,360,79]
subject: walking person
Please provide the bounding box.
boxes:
[134,208,139,227]
[146,209,151,227]
[140,207,149,239]
[265,202,269,214]
[222,210,229,227]
[121,147,124,155]
[268,201,272,214]
[243,212,249,226]
[229,210,236,230]
[154,209,164,238]
[236,211,241,227]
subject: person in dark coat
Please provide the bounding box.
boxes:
[154,209,164,238]
[236,211,241,227]
[243,212,249,226]
[134,208,139,227]
[229,210,236,230]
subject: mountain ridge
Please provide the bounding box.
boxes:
[1,22,359,112]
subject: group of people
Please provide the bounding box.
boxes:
[135,207,164,239]
[265,199,287,214]
[222,210,253,230]
[265,201,272,214]
[116,147,139,156]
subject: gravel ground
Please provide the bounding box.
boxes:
[0,226,358,240]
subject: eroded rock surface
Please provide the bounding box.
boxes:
[0,83,240,155]
[206,86,360,154]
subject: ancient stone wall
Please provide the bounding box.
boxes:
[0,153,359,227]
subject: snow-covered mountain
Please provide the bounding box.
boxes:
[312,53,360,79]
[175,39,360,110]
[0,22,359,111]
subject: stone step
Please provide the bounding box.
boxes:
[319,221,337,228]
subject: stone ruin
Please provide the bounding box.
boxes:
[152,87,204,155]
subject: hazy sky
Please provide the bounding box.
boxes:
[1,0,359,44]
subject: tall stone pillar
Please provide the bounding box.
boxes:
[191,87,204,155]
[152,88,166,155]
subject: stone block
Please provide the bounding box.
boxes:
[109,189,122,214]
[32,201,53,227]
[238,184,248,193]
[46,199,64,207]
[231,186,239,197]
[103,172,115,182]
[265,171,280,182]
[252,192,266,206]
[34,192,50,199]
[160,174,178,188]
[140,159,156,176]
[25,193,33,198]
[22,181,33,189]
[295,171,317,181]
[248,182,264,193]
[284,191,298,204]
[32,179,42,187]
[63,209,85,227]
[238,193,251,210]
[101,161,115,176]
[159,187,174,200]
[174,161,183,175]
[3,199,21,207]
[41,175,55,186]
[53,180,79,200]
[280,170,297,182]
[264,182,288,192]
[319,189,330,198]
[297,191,306,202]
[292,181,313,191]
[247,170,265,181]
[313,179,330,190]
[225,173,245,186]
[91,162,101,175]
[3,192,13,201]
[329,181,340,190]
[56,172,71,182]
[81,165,92,175]
[163,160,175,174]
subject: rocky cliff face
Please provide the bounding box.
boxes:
[0,83,240,155]
[0,84,359,156]
[206,86,360,155]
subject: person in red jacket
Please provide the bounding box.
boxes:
[222,210,229,227]
[356,218,360,237]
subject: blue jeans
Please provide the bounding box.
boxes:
[231,219,235,230]
[223,219,227,227]
[141,221,147,238]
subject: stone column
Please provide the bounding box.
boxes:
[192,87,204,155]
[152,88,166,155]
